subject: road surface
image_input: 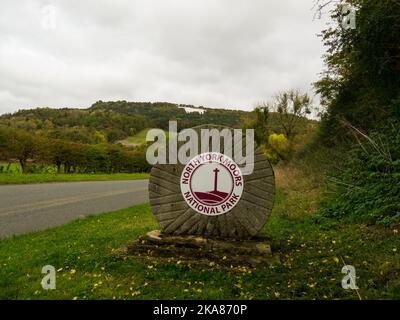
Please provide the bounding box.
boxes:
[0,180,149,238]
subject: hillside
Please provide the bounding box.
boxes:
[0,101,315,145]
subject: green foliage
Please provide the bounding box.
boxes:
[251,90,314,165]
[253,105,269,145]
[271,90,312,140]
[1,102,316,173]
[250,94,315,163]
[0,108,152,144]
[3,129,37,173]
[262,133,290,163]
[260,145,279,164]
[268,134,290,160]
[320,121,400,225]
[315,0,400,140]
[89,101,246,130]
[0,128,151,174]
[311,1,400,226]
[0,162,21,174]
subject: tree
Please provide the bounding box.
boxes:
[268,133,289,160]
[8,130,37,173]
[44,139,71,173]
[314,0,400,140]
[269,90,312,140]
[0,127,11,160]
[106,145,126,173]
[252,104,270,145]
[86,145,109,173]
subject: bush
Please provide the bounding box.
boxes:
[260,133,290,164]
[320,120,400,225]
[268,133,289,159]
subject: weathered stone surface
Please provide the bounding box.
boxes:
[124,230,275,267]
[148,125,275,239]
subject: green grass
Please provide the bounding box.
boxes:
[0,162,149,184]
[0,173,149,185]
[126,128,177,144]
[126,128,151,144]
[0,168,399,300]
[0,163,23,174]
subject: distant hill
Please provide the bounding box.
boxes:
[0,100,317,174]
[88,100,248,130]
[0,100,315,145]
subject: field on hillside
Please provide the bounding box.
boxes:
[0,166,398,300]
[126,128,178,144]
[126,128,151,144]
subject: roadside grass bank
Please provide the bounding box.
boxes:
[0,172,149,185]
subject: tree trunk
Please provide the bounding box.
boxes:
[56,162,61,174]
[19,159,26,173]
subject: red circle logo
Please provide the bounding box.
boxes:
[180,152,244,216]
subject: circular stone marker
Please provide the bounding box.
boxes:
[148,125,275,239]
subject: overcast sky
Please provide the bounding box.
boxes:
[0,0,329,115]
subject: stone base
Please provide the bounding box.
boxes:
[123,230,276,267]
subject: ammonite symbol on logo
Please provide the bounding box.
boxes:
[180,152,244,216]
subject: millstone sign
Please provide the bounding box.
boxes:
[126,124,276,266]
[149,125,275,239]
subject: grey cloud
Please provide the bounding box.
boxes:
[0,0,328,114]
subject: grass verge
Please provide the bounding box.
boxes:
[0,168,399,299]
[0,173,149,185]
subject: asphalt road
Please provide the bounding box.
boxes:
[0,179,149,238]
